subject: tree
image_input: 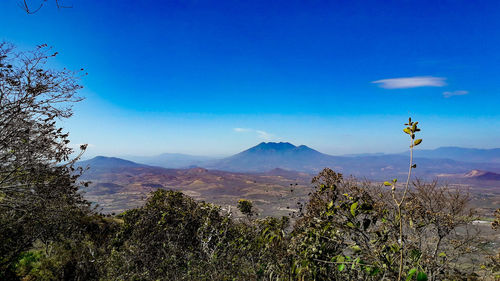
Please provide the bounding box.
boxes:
[0,42,89,278]
[237,199,256,218]
[103,190,253,280]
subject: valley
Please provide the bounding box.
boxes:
[79,143,500,218]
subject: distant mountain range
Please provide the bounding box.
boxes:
[108,142,500,180]
[76,144,500,214]
[205,142,499,179]
[122,153,216,169]
[343,147,500,163]
[396,147,500,163]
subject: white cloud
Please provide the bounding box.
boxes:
[443,90,468,98]
[372,76,446,89]
[233,128,251,132]
[233,128,273,140]
[255,130,272,140]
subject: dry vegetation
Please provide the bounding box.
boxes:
[1,42,499,280]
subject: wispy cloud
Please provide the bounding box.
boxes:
[233,128,273,140]
[443,90,468,98]
[372,76,446,89]
[255,130,272,140]
[233,128,252,133]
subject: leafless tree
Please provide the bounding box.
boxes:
[18,0,72,14]
[0,42,88,274]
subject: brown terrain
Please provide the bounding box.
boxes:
[80,162,500,220]
[81,166,315,217]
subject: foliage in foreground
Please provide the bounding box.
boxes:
[7,178,493,281]
[1,43,497,280]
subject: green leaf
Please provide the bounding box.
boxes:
[416,272,428,281]
[406,268,417,281]
[350,202,358,216]
[403,128,412,134]
[352,257,360,269]
[327,201,334,209]
[414,139,422,146]
[410,249,422,261]
[384,181,392,186]
[338,264,345,272]
[438,252,446,257]
[370,267,380,276]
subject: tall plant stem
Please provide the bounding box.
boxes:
[397,139,414,281]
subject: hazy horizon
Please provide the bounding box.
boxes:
[2,0,499,157]
[82,142,499,159]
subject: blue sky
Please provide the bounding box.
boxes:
[1,0,499,156]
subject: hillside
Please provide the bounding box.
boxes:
[464,169,500,181]
[78,156,312,215]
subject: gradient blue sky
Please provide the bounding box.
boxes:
[1,0,499,156]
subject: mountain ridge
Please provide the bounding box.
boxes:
[122,153,217,169]
[206,142,499,178]
[81,143,500,180]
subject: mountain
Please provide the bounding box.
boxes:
[208,142,341,173]
[76,156,166,179]
[400,147,500,163]
[464,170,500,181]
[208,142,500,180]
[122,153,217,169]
[78,156,147,169]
